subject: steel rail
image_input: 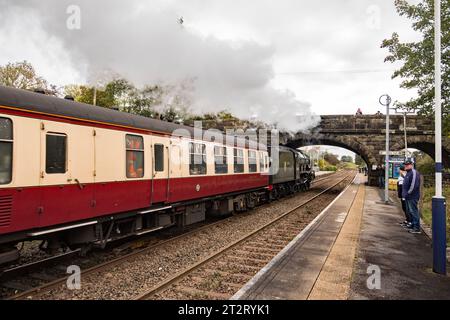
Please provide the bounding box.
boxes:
[7,171,343,300]
[135,172,354,300]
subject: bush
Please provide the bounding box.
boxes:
[421,186,450,245]
[324,165,337,171]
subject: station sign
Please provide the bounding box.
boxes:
[379,150,405,156]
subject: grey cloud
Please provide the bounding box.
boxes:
[4,0,319,132]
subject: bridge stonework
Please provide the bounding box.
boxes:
[282,115,450,186]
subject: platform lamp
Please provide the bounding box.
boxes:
[432,0,446,275]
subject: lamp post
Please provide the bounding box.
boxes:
[432,0,446,275]
[379,94,392,203]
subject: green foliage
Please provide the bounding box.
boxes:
[65,78,134,109]
[355,154,365,166]
[413,150,435,174]
[64,78,241,124]
[324,152,339,165]
[0,60,246,126]
[340,155,354,163]
[324,165,337,172]
[381,0,449,133]
[0,60,57,94]
[318,159,337,171]
[421,185,450,245]
[337,161,357,170]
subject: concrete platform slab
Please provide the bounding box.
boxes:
[233,174,365,300]
[233,172,450,301]
[349,186,450,300]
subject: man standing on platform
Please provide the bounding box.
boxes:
[402,160,421,234]
[397,164,411,228]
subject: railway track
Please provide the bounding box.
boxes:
[135,172,354,300]
[3,171,349,300]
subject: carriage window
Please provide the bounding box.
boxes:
[248,150,257,173]
[259,152,265,172]
[189,142,207,175]
[265,155,269,169]
[46,133,67,174]
[154,144,164,172]
[126,134,144,178]
[234,148,244,173]
[0,118,13,184]
[214,146,228,174]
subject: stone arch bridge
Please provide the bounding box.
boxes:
[281,115,450,186]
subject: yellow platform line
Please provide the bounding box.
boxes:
[307,182,366,300]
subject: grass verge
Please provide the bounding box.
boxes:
[421,186,450,245]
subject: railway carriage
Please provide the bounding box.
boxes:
[0,85,313,264]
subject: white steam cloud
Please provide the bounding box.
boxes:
[2,0,319,132]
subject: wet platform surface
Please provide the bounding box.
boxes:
[233,174,365,300]
[349,187,450,300]
[233,173,450,300]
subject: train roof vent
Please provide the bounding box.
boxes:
[64,95,75,101]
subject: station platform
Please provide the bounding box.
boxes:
[232,174,450,300]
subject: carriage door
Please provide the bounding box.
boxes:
[39,121,71,227]
[151,137,169,204]
[39,121,95,227]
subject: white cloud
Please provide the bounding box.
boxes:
[0,4,83,86]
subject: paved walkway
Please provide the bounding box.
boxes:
[233,174,365,300]
[233,174,450,300]
[349,187,450,300]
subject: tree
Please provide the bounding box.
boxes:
[355,154,365,166]
[324,152,339,165]
[65,78,135,109]
[381,0,449,134]
[0,61,57,94]
[341,155,354,163]
[413,150,435,174]
[65,79,193,122]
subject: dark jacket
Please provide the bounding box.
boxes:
[402,169,421,200]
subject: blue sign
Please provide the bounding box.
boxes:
[384,155,415,179]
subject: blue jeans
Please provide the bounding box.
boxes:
[405,199,420,231]
[378,176,385,188]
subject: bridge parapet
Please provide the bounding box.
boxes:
[316,115,434,135]
[285,114,448,186]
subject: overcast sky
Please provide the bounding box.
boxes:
[0,0,422,156]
